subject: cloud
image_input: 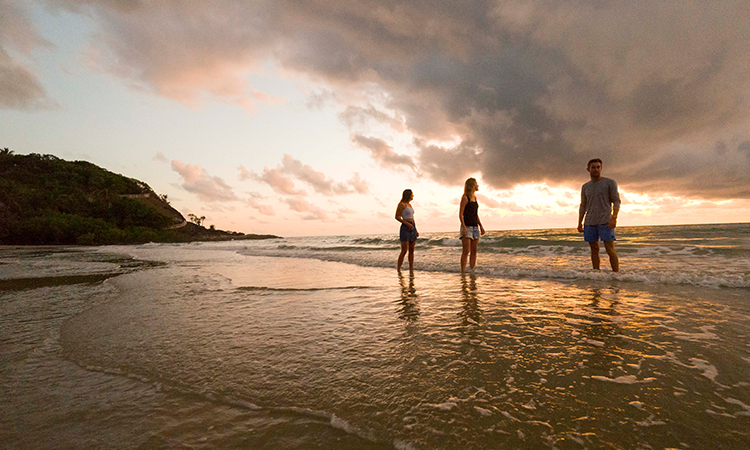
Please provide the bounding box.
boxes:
[153,152,168,163]
[171,160,238,202]
[416,139,481,186]
[0,1,54,109]
[46,0,281,111]
[346,172,370,194]
[244,155,370,196]
[351,134,417,172]
[339,105,406,132]
[238,165,253,181]
[246,197,275,216]
[251,166,307,196]
[284,197,329,221]
[476,194,501,209]
[49,0,750,199]
[335,207,355,219]
[281,154,371,195]
[241,191,275,216]
[281,154,345,195]
[498,201,527,213]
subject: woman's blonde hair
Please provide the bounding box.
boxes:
[463,178,477,198]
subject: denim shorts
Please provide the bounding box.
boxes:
[461,225,480,240]
[400,223,418,242]
[583,224,616,242]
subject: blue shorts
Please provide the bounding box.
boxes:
[583,224,616,242]
[461,225,480,240]
[400,223,418,242]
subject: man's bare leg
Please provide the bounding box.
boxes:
[589,241,600,270]
[603,240,619,272]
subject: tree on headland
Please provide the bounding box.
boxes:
[0,150,279,244]
[188,213,206,226]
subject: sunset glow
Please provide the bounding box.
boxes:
[2,1,749,236]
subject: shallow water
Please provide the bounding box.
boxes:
[1,225,750,449]
[239,223,750,289]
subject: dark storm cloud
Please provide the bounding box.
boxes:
[620,140,750,199]
[46,0,750,199]
[415,139,481,186]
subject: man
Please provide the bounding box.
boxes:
[577,158,620,272]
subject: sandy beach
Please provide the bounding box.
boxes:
[2,225,749,449]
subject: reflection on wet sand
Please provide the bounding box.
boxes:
[460,272,482,326]
[579,287,621,343]
[397,271,420,322]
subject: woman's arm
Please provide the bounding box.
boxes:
[459,195,468,233]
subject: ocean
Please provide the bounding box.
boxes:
[1,223,749,449]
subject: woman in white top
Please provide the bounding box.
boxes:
[395,189,418,271]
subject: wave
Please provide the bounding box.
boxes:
[236,285,379,292]
[272,239,748,259]
[236,246,750,289]
[228,223,750,290]
[277,244,396,252]
[479,265,750,289]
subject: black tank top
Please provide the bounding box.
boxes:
[463,195,479,226]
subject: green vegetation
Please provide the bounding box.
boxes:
[0,149,278,245]
[188,213,206,226]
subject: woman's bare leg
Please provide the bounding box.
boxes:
[398,241,408,271]
[461,237,471,273]
[469,238,479,269]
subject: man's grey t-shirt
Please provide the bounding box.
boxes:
[580,177,620,226]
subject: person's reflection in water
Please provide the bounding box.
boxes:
[397,271,420,322]
[586,287,619,313]
[578,287,621,367]
[460,272,482,327]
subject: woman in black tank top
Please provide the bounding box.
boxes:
[459,178,485,273]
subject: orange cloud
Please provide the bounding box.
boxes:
[171,160,237,202]
[44,0,750,200]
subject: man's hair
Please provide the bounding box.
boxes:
[587,158,603,169]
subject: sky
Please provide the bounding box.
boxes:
[2,0,749,237]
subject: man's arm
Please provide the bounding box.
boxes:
[577,187,586,233]
[608,204,619,229]
[608,180,621,229]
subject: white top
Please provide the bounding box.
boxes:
[401,205,414,220]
